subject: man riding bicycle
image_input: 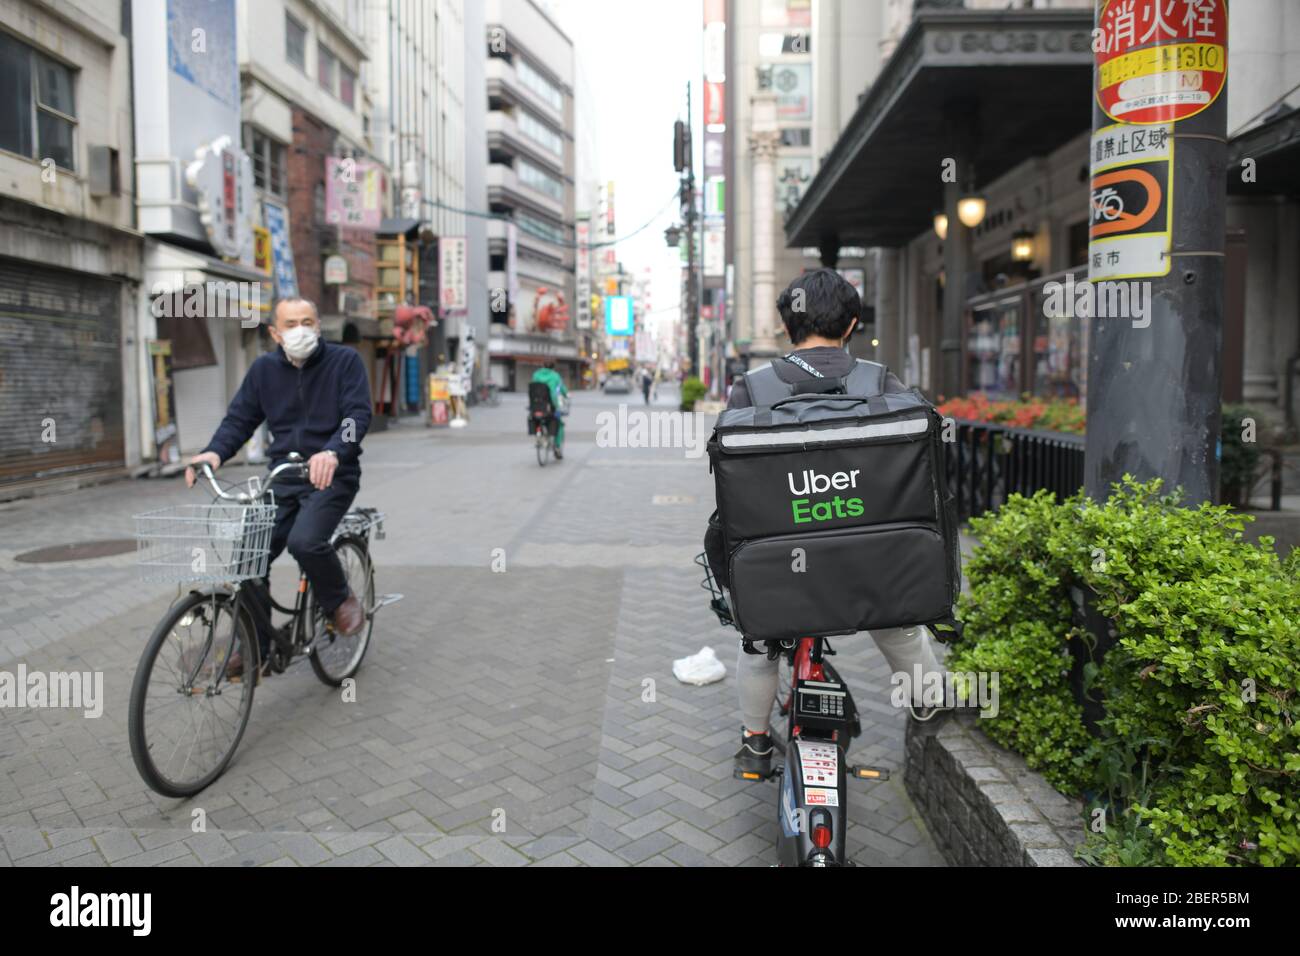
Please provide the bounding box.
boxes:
[185,297,372,675]
[703,269,949,779]
[530,360,568,460]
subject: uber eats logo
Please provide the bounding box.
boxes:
[788,468,864,524]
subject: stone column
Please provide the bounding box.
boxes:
[749,84,781,360]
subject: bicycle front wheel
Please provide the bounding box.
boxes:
[308,535,375,686]
[128,590,257,798]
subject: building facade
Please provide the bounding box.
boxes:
[783,0,1300,445]
[483,0,579,389]
[717,0,878,385]
[0,0,143,493]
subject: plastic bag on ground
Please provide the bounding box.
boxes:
[673,646,726,686]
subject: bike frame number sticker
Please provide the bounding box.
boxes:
[804,787,839,807]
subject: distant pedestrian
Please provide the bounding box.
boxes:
[641,366,652,405]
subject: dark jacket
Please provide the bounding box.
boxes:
[724,346,908,410]
[203,340,371,472]
[705,347,909,586]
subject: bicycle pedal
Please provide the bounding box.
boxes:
[849,765,890,781]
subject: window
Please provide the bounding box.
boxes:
[243,127,287,197]
[285,14,307,71]
[313,181,327,224]
[780,128,810,147]
[517,158,563,202]
[0,32,76,171]
[517,109,562,156]
[516,57,562,112]
[339,63,356,110]
[515,210,566,245]
[317,42,336,92]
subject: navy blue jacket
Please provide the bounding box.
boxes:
[203,341,371,471]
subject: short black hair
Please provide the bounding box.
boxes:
[775,268,860,345]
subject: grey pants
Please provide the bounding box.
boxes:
[737,626,946,734]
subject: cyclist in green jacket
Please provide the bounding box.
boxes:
[531,362,568,460]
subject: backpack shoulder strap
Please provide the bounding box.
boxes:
[845,359,887,397]
[742,363,792,408]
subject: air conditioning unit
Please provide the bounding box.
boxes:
[87,145,120,198]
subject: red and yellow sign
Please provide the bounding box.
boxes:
[253,226,272,275]
[1095,0,1226,126]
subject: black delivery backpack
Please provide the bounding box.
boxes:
[707,357,961,642]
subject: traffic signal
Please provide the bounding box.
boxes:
[673,119,689,173]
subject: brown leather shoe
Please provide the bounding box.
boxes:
[332,594,364,637]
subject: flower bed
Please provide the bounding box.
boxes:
[936,394,1085,434]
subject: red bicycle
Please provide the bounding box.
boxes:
[697,553,888,867]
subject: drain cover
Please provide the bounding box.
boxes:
[13,539,137,563]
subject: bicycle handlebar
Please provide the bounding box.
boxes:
[198,454,309,503]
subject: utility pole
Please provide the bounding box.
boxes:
[675,84,700,379]
[1083,0,1229,504]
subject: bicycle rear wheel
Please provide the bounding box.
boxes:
[535,427,550,467]
[128,590,256,798]
[308,535,375,685]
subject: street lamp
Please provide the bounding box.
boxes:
[933,212,949,241]
[1011,228,1035,263]
[956,194,987,229]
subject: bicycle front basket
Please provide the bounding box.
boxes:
[134,502,276,584]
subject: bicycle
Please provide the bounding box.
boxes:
[474,382,501,407]
[127,453,402,798]
[697,552,889,867]
[528,383,559,467]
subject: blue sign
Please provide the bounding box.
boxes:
[262,201,299,299]
[605,295,634,336]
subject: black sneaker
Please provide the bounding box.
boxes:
[734,729,773,780]
[553,445,563,460]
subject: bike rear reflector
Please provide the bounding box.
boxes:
[811,824,832,849]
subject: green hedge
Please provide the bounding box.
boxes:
[948,477,1300,866]
[679,376,707,411]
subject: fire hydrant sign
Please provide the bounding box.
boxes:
[1089,123,1174,281]
[1095,0,1227,126]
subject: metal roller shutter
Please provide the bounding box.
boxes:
[0,258,124,485]
[172,316,229,453]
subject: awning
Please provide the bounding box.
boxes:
[784,7,1094,250]
[1227,104,1300,198]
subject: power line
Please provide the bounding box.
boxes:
[421,190,678,250]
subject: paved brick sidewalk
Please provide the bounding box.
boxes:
[0,390,945,866]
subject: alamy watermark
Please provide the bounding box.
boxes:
[595,405,710,459]
[151,278,264,328]
[0,665,104,718]
[1042,273,1152,328]
[890,665,999,718]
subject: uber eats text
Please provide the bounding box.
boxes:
[788,468,863,524]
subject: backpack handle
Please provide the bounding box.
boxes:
[768,393,876,409]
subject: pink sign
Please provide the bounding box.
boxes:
[325,158,382,231]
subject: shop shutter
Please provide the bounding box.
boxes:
[0,258,124,486]
[173,316,230,453]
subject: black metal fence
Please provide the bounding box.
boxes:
[943,419,1086,522]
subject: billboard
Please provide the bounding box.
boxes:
[605,295,634,336]
[439,237,468,313]
[326,158,383,231]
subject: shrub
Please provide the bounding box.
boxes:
[948,477,1300,866]
[680,376,707,411]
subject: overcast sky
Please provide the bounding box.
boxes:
[546,0,704,343]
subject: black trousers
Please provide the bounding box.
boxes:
[268,470,359,614]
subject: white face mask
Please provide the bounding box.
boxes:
[280,325,319,361]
